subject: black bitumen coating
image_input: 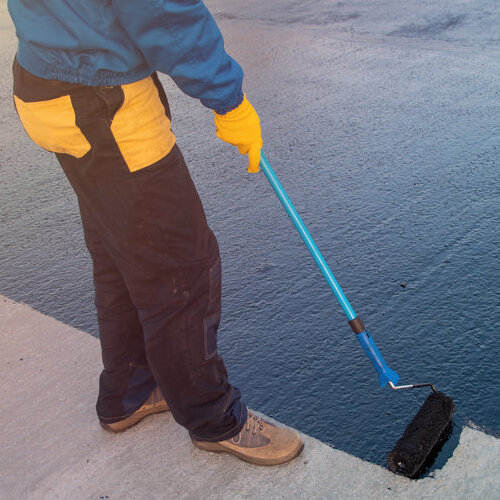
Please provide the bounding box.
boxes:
[1,0,499,474]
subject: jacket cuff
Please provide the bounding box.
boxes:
[212,89,244,116]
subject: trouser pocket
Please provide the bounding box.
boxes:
[109,76,176,172]
[13,94,91,158]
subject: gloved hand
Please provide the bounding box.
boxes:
[214,94,263,173]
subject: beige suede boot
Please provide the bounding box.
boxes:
[192,410,304,466]
[100,386,169,432]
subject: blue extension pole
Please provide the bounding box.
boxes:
[259,151,400,388]
[259,152,356,320]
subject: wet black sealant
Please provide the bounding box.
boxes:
[1,0,499,474]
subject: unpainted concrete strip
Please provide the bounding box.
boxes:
[0,295,498,500]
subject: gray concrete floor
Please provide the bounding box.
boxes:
[1,295,499,499]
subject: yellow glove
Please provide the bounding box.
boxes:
[214,94,263,173]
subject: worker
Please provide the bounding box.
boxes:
[7,0,304,466]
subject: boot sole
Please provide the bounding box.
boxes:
[100,401,169,433]
[192,439,305,466]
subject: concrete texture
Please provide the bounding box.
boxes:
[1,295,498,500]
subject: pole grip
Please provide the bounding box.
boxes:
[356,331,400,387]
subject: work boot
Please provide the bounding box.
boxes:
[192,410,304,465]
[100,386,169,432]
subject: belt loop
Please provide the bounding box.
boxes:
[97,85,114,95]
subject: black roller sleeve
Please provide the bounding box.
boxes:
[387,392,454,478]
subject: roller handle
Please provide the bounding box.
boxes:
[259,151,400,387]
[259,151,356,320]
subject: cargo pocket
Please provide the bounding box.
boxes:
[13,95,91,158]
[204,257,222,360]
[110,76,176,172]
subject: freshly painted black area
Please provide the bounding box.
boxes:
[1,0,498,471]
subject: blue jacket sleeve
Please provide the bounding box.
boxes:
[112,0,243,114]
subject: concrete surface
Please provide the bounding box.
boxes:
[1,295,499,500]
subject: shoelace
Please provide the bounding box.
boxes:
[245,411,265,435]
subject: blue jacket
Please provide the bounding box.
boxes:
[8,0,243,113]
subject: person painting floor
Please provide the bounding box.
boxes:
[7,0,303,466]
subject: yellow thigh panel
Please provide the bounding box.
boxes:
[111,77,176,172]
[14,95,91,158]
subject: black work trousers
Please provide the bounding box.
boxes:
[13,60,245,441]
